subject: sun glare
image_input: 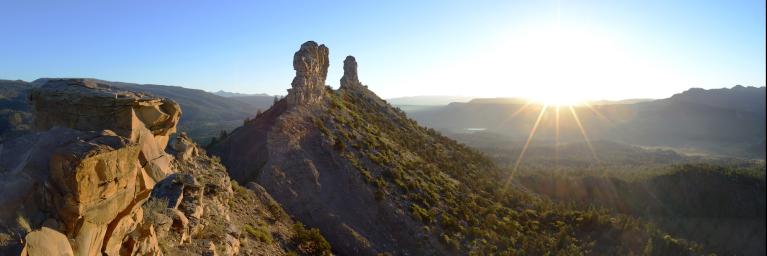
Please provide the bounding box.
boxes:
[529,93,583,106]
[479,22,646,104]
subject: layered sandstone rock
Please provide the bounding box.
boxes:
[0,79,180,255]
[30,78,180,182]
[285,41,329,107]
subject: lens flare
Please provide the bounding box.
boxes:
[502,104,548,192]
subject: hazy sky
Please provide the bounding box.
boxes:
[1,1,764,100]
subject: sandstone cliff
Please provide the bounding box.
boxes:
[0,79,181,255]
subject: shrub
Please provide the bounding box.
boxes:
[293,223,332,256]
[244,224,273,243]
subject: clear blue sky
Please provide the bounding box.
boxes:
[1,1,764,100]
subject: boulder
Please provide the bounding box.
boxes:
[150,173,201,210]
[170,132,199,161]
[21,227,73,256]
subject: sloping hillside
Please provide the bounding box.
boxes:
[211,41,704,255]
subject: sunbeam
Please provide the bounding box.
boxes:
[497,100,535,128]
[502,104,548,192]
[568,106,599,164]
[582,102,612,125]
[555,105,561,173]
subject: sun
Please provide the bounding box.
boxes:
[491,22,629,106]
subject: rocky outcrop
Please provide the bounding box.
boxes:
[211,42,446,255]
[150,137,330,256]
[169,132,199,162]
[285,41,329,107]
[0,79,180,255]
[339,56,361,89]
[2,77,331,256]
[30,79,181,183]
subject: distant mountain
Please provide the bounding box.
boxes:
[466,97,530,104]
[212,90,280,117]
[385,95,473,106]
[667,85,766,115]
[406,86,766,159]
[0,80,34,142]
[228,94,279,114]
[212,90,270,98]
[586,98,654,105]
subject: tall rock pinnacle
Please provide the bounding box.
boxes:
[286,41,329,106]
[340,55,361,89]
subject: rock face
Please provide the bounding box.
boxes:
[0,79,179,255]
[286,41,329,107]
[30,79,181,183]
[30,79,180,148]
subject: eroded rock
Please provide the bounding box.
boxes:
[340,56,361,89]
[170,132,199,161]
[286,41,329,107]
[1,79,180,255]
[30,79,180,181]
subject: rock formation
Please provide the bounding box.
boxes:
[210,42,450,255]
[30,79,181,183]
[339,56,361,89]
[0,79,179,255]
[2,77,332,256]
[285,41,329,107]
[169,132,199,162]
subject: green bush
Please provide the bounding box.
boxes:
[244,224,273,243]
[293,223,332,256]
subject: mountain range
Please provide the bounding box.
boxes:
[404,86,766,159]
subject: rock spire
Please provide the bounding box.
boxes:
[286,41,329,106]
[340,55,361,89]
